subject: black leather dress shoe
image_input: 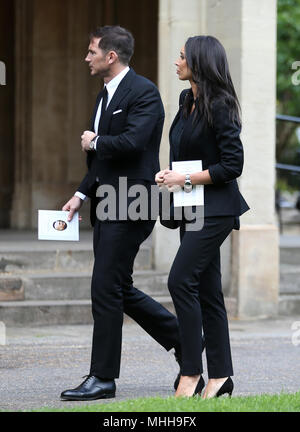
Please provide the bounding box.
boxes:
[173,335,206,391]
[60,375,116,401]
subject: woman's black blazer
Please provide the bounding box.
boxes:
[169,89,250,218]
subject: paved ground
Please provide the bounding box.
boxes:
[0,315,300,411]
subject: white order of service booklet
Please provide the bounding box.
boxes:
[172,160,204,207]
[38,210,79,241]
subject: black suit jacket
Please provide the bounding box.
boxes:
[170,89,249,218]
[78,68,164,224]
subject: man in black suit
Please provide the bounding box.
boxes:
[60,26,180,400]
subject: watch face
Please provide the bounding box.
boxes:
[184,184,193,193]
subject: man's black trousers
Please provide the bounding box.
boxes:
[89,219,180,378]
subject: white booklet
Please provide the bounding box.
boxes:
[38,210,79,241]
[172,160,204,207]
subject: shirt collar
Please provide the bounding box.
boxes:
[105,66,130,95]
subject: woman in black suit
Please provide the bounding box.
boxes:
[156,36,249,398]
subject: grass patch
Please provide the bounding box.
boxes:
[30,392,300,412]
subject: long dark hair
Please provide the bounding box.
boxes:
[183,35,241,127]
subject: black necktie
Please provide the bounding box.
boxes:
[97,86,108,135]
[100,86,108,119]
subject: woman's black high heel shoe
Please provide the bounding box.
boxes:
[174,335,206,391]
[193,375,205,396]
[215,377,234,397]
[175,375,205,397]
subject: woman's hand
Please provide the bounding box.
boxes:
[162,170,185,190]
[155,168,170,187]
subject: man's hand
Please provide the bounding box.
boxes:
[62,196,83,221]
[81,130,97,152]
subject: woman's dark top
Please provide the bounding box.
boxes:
[170,112,187,161]
[169,89,249,222]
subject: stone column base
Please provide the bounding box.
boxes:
[153,222,180,273]
[153,221,233,297]
[230,224,279,319]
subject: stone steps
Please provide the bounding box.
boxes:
[0,231,175,326]
[0,299,93,326]
[0,266,171,325]
[278,235,300,314]
[0,296,175,327]
[0,243,152,273]
[280,248,300,266]
[19,270,168,301]
[278,294,300,316]
[1,230,300,323]
[280,264,300,294]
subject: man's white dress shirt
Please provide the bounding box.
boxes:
[75,66,130,202]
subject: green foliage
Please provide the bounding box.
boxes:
[276,177,298,193]
[277,0,300,115]
[276,0,300,165]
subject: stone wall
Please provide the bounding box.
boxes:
[4,0,158,229]
[0,0,15,227]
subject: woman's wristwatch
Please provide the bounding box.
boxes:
[184,174,193,193]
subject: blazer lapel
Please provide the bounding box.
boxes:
[169,102,184,166]
[98,69,135,135]
[169,109,182,144]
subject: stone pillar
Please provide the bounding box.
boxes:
[154,0,204,272]
[155,0,231,289]
[158,0,204,170]
[155,0,279,318]
[11,0,33,228]
[204,0,279,318]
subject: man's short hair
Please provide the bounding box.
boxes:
[90,25,134,65]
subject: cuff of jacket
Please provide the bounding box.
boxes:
[208,164,239,185]
[208,164,224,185]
